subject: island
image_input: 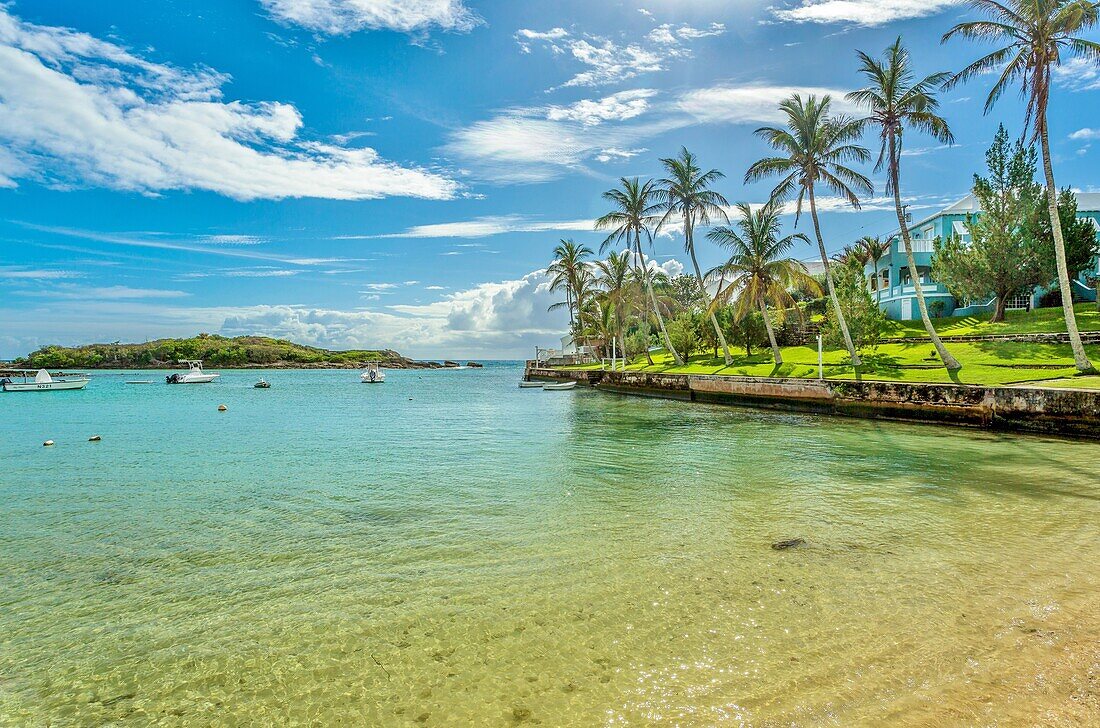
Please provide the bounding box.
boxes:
[11,334,451,370]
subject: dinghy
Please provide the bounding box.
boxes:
[2,369,89,392]
[542,381,577,391]
[518,381,544,388]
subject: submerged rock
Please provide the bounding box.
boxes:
[772,538,806,550]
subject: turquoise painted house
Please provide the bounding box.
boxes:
[865,193,1100,320]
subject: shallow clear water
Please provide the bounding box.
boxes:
[1,363,1098,726]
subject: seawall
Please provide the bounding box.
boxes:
[524,366,1100,438]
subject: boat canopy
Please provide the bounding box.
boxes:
[35,369,52,384]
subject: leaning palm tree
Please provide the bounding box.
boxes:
[656,147,735,365]
[595,250,633,368]
[858,235,891,302]
[708,201,822,364]
[746,94,872,366]
[595,177,683,365]
[944,0,1096,372]
[547,239,593,340]
[849,37,962,371]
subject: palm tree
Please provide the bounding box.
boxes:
[848,38,961,371]
[746,94,872,366]
[708,201,822,364]
[547,239,593,341]
[858,235,891,302]
[595,177,683,365]
[595,250,633,368]
[656,147,735,365]
[944,0,1097,372]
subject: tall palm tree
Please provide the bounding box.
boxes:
[848,38,961,371]
[656,147,735,365]
[708,201,822,364]
[944,0,1097,372]
[595,250,633,368]
[746,94,872,366]
[858,235,891,302]
[595,177,683,365]
[547,239,593,341]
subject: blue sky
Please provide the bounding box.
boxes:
[2,0,1099,359]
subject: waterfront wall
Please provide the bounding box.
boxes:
[524,367,1100,437]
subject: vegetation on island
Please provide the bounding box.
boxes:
[14,334,398,369]
[546,1,1100,386]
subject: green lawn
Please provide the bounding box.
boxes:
[564,339,1100,388]
[882,303,1100,339]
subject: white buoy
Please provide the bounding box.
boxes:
[43,440,54,447]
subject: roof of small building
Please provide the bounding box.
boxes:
[889,190,1100,237]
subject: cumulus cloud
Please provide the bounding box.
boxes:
[770,0,960,26]
[259,0,481,35]
[515,24,723,89]
[677,85,857,124]
[545,89,656,126]
[0,7,458,200]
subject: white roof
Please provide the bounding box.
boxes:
[890,190,1100,238]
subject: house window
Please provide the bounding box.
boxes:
[1006,294,1030,310]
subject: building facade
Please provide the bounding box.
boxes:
[865,193,1100,320]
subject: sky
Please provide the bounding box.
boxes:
[2,0,1100,359]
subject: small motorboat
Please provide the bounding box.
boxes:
[166,360,219,384]
[542,381,577,391]
[519,381,544,388]
[254,379,270,389]
[360,362,386,384]
[2,369,89,392]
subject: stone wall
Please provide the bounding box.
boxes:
[524,367,1100,437]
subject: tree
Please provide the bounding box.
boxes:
[707,201,821,365]
[933,125,1045,322]
[1035,188,1100,285]
[595,177,682,365]
[848,37,961,370]
[822,259,888,351]
[725,311,769,357]
[594,250,634,368]
[665,312,701,361]
[858,236,891,302]
[746,94,872,366]
[668,274,706,313]
[944,0,1098,371]
[547,239,594,341]
[656,147,735,364]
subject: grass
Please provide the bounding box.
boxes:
[565,339,1100,388]
[882,302,1100,339]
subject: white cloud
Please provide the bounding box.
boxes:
[0,266,82,280]
[15,284,189,299]
[770,0,960,26]
[546,89,656,126]
[1056,58,1100,92]
[361,215,597,239]
[677,85,857,124]
[0,8,458,201]
[594,147,647,162]
[516,24,722,89]
[259,0,480,35]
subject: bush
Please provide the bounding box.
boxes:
[624,329,651,359]
[665,313,701,360]
[929,300,946,318]
[726,311,768,356]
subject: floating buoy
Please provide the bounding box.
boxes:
[89,435,101,442]
[43,440,54,447]
[218,404,228,412]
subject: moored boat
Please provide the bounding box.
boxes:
[1,369,89,392]
[254,379,270,389]
[519,381,544,388]
[542,381,576,391]
[166,360,219,384]
[360,362,386,383]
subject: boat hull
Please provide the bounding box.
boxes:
[542,381,576,391]
[3,379,89,392]
[518,381,544,388]
[167,374,219,384]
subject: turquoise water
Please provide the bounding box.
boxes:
[2,363,1098,725]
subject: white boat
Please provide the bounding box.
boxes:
[360,362,386,383]
[2,369,89,392]
[166,360,219,384]
[519,381,544,388]
[543,381,577,391]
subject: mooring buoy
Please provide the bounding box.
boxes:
[89,435,102,442]
[43,440,54,447]
[218,404,228,412]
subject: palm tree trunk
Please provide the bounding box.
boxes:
[1038,107,1094,373]
[889,135,961,371]
[807,183,862,366]
[685,217,732,365]
[636,233,682,365]
[759,297,782,365]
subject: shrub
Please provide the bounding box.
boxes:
[665,313,701,360]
